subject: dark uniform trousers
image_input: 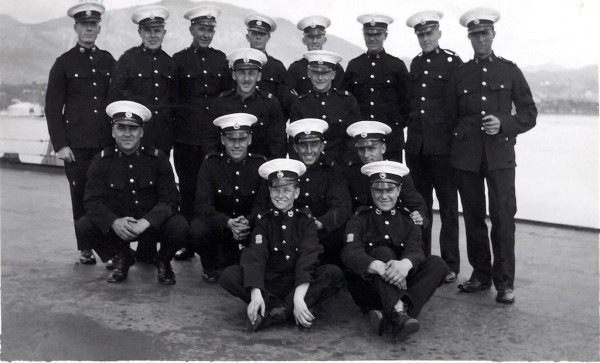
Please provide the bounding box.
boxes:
[445,52,536,291]
[288,58,345,95]
[189,153,268,274]
[406,47,461,268]
[220,207,345,312]
[108,44,178,155]
[345,49,410,161]
[76,146,186,263]
[45,45,116,251]
[295,161,352,267]
[289,89,361,164]
[342,206,448,318]
[173,44,232,221]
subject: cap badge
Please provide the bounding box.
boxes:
[370,20,376,26]
[243,56,249,63]
[310,23,316,28]
[150,15,155,20]
[473,19,480,25]
[85,10,91,15]
[361,132,368,138]
[233,123,240,130]
[125,112,132,118]
[207,14,213,18]
[420,19,426,25]
[379,172,386,179]
[304,129,311,134]
[317,59,323,65]
[277,171,284,178]
[256,20,262,26]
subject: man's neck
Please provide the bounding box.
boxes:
[77,41,95,49]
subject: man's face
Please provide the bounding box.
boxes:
[269,183,300,212]
[112,122,143,154]
[469,29,495,58]
[294,140,324,166]
[417,29,441,53]
[138,26,166,50]
[221,134,251,162]
[307,69,335,92]
[189,23,215,48]
[246,30,270,51]
[233,69,261,97]
[74,21,101,47]
[363,31,387,53]
[302,34,327,50]
[357,142,386,164]
[371,185,401,211]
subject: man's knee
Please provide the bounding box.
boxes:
[190,217,215,248]
[220,265,243,293]
[163,214,189,243]
[75,215,99,241]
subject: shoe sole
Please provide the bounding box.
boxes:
[395,319,420,342]
[79,259,97,265]
[457,284,491,293]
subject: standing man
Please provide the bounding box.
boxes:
[405,11,462,283]
[446,8,537,304]
[172,5,232,226]
[211,48,287,160]
[345,14,410,161]
[108,5,177,156]
[288,16,345,95]
[45,1,116,264]
[75,101,188,284]
[286,119,352,266]
[342,161,448,342]
[289,50,361,164]
[244,13,296,117]
[189,113,269,283]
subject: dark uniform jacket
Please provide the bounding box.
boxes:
[289,89,361,163]
[83,145,180,234]
[342,205,425,277]
[241,207,323,290]
[288,58,345,95]
[211,88,287,159]
[108,45,178,152]
[343,161,428,225]
[406,47,463,156]
[344,49,410,151]
[445,53,537,172]
[295,160,352,233]
[45,45,116,151]
[259,54,296,116]
[172,44,232,147]
[194,152,268,230]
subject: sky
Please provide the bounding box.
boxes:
[1,0,598,69]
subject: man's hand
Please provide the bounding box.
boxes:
[293,298,315,328]
[227,216,251,240]
[247,288,265,325]
[111,216,138,241]
[57,146,75,163]
[409,211,424,226]
[482,115,501,135]
[383,259,413,289]
[314,219,324,230]
[129,218,151,235]
[367,260,387,277]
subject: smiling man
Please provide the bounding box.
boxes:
[45,1,116,266]
[404,10,462,283]
[75,101,188,285]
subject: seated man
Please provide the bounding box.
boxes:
[189,113,268,283]
[286,118,352,267]
[75,101,188,284]
[220,159,345,331]
[342,161,448,342]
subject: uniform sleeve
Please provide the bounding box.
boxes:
[241,218,270,291]
[395,60,411,129]
[194,159,230,229]
[444,72,460,129]
[399,174,429,228]
[318,167,352,232]
[498,66,537,137]
[44,59,69,151]
[267,100,287,159]
[294,216,322,287]
[333,63,346,91]
[247,177,269,224]
[84,158,119,234]
[341,214,375,276]
[142,155,179,228]
[343,60,357,96]
[400,220,425,271]
[107,54,129,104]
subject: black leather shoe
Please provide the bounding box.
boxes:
[174,248,195,261]
[496,288,516,304]
[248,306,290,332]
[457,278,491,293]
[390,309,419,343]
[369,310,385,336]
[107,253,134,283]
[444,271,458,283]
[157,260,176,285]
[202,271,220,283]
[105,259,115,270]
[79,249,96,264]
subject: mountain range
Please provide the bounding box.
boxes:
[0,0,597,105]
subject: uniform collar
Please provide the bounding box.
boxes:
[310,89,331,97]
[77,44,97,54]
[191,43,210,53]
[421,46,442,58]
[225,154,249,165]
[141,43,161,53]
[473,51,496,64]
[367,48,387,59]
[272,208,296,218]
[374,207,397,216]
